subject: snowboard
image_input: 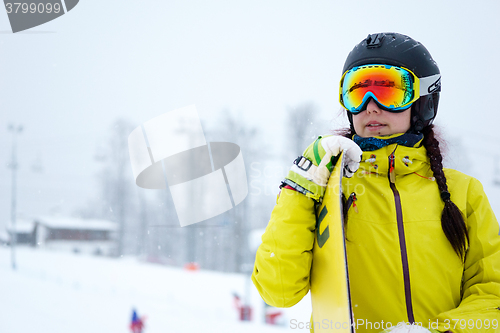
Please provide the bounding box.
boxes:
[310,151,355,333]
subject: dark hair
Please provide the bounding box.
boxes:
[421,125,469,260]
[337,125,469,260]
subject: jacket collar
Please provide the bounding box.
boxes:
[353,133,424,152]
[358,139,431,178]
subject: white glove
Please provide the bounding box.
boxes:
[285,136,362,201]
[380,324,441,333]
[299,136,362,187]
[320,136,362,178]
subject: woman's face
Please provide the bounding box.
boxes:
[352,99,411,137]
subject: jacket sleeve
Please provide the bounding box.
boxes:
[251,187,317,308]
[251,138,329,308]
[433,178,500,333]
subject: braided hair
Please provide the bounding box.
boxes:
[421,125,469,260]
[337,125,469,260]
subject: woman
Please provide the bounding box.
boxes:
[252,33,500,333]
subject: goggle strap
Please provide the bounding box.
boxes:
[419,74,441,96]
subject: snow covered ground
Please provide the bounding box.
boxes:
[0,246,312,333]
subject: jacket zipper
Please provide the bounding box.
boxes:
[388,151,415,324]
[346,192,358,213]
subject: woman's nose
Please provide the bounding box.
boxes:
[366,99,382,114]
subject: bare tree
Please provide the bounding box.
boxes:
[75,118,139,256]
[75,112,270,272]
[286,102,320,157]
[207,110,261,273]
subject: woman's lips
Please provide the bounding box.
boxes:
[365,123,386,131]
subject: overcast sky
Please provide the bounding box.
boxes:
[1,0,499,229]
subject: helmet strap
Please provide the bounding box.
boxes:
[347,111,355,133]
[410,93,439,133]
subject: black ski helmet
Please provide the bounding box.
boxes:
[342,32,441,132]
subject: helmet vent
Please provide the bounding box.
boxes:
[366,33,385,48]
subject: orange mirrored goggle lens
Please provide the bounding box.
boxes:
[340,65,419,113]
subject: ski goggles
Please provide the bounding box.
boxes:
[339,64,441,114]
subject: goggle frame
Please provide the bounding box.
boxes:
[339,64,421,114]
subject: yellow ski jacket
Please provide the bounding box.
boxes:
[252,136,500,333]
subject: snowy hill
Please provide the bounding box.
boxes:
[0,247,312,333]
